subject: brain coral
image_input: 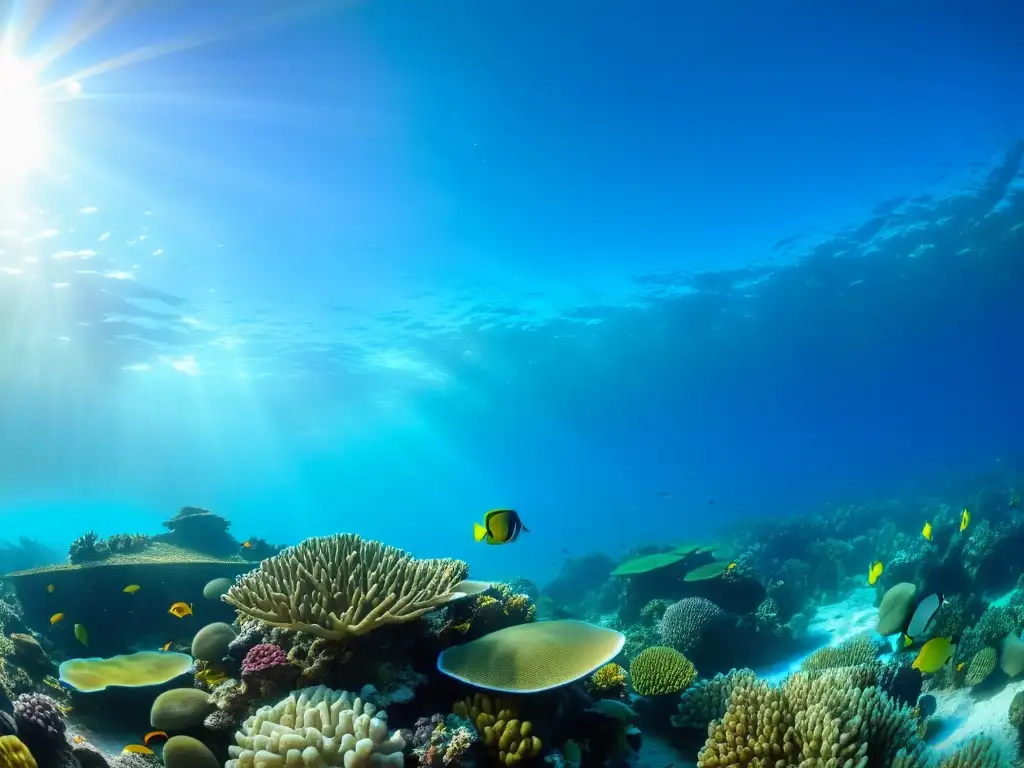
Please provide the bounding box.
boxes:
[226,685,405,768]
[629,646,696,697]
[13,693,66,753]
[965,647,997,687]
[191,622,237,663]
[800,634,880,672]
[223,533,468,639]
[0,735,37,768]
[150,689,215,731]
[658,598,724,652]
[162,735,218,768]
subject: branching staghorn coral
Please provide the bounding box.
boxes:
[223,534,468,640]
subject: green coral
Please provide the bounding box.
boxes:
[672,667,757,730]
[800,634,878,672]
[629,646,696,696]
[976,604,1024,646]
[1009,691,1024,729]
[639,599,673,625]
[965,647,997,687]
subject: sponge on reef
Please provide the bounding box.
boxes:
[629,646,696,696]
[163,735,219,768]
[226,685,405,768]
[223,533,468,640]
[453,694,541,766]
[150,688,216,731]
[437,619,625,693]
[58,651,194,693]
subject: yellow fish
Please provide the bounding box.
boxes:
[956,662,965,673]
[168,601,193,619]
[123,584,141,594]
[912,637,956,674]
[867,561,884,585]
[143,731,168,747]
[903,634,914,648]
[473,509,529,545]
[161,642,173,651]
[922,521,933,541]
[46,584,55,594]
[241,539,254,549]
[726,562,737,571]
[959,508,970,533]
[74,623,88,647]
[122,745,154,755]
[49,612,64,625]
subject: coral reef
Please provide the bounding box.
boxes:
[223,534,468,639]
[657,597,725,653]
[584,663,628,700]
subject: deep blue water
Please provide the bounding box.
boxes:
[0,1,1021,586]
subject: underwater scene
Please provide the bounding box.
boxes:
[1,2,1024,768]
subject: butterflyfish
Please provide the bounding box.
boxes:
[867,561,884,585]
[123,584,141,594]
[46,584,55,594]
[74,623,88,647]
[168,601,193,619]
[122,745,154,755]
[143,731,168,747]
[912,636,957,674]
[473,509,529,545]
[902,593,944,645]
[922,521,933,541]
[960,508,970,533]
[241,540,253,549]
[49,612,64,625]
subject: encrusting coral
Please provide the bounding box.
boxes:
[226,685,405,768]
[0,735,37,768]
[223,534,468,640]
[629,646,696,696]
[964,647,997,687]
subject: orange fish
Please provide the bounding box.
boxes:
[168,602,192,619]
[161,642,173,651]
[241,540,253,549]
[50,612,65,625]
[122,745,154,755]
[143,731,168,747]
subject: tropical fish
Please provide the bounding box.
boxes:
[726,562,737,571]
[123,584,141,594]
[49,612,64,625]
[161,642,173,651]
[74,623,88,647]
[912,636,957,674]
[959,508,970,533]
[241,540,254,549]
[143,731,168,747]
[168,602,193,619]
[867,561,884,586]
[902,593,945,646]
[122,745,154,755]
[196,668,229,687]
[922,521,933,541]
[72,734,85,745]
[473,509,529,545]
[46,584,55,594]
[584,699,639,724]
[956,662,965,673]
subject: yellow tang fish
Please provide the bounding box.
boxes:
[50,612,65,625]
[123,584,141,594]
[956,662,965,673]
[726,561,737,571]
[912,636,956,674]
[473,508,530,545]
[46,584,55,594]
[168,601,193,619]
[122,745,154,755]
[922,521,933,541]
[867,561,884,585]
[959,508,970,533]
[74,623,88,647]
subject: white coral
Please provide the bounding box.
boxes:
[226,685,406,768]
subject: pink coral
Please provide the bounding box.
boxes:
[241,643,288,677]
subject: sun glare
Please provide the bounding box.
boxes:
[0,54,46,181]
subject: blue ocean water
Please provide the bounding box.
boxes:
[0,0,1021,593]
